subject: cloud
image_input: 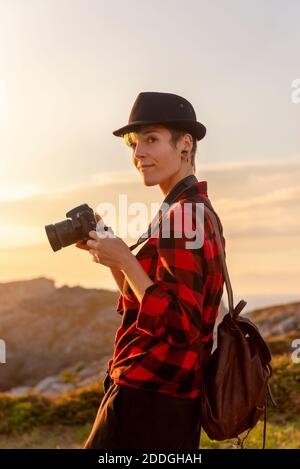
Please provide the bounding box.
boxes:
[198,155,300,198]
[198,157,300,239]
[0,157,299,247]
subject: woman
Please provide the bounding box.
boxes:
[77,92,225,449]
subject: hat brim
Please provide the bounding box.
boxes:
[112,119,206,141]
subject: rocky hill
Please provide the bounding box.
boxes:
[0,277,121,392]
[245,301,300,357]
[0,277,55,310]
[247,301,300,337]
[0,277,299,397]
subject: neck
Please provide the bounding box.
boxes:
[159,167,195,197]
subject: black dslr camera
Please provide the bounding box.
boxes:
[45,204,97,252]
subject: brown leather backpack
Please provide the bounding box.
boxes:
[200,203,276,449]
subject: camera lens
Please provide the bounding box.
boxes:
[45,224,62,251]
[45,204,95,252]
[45,219,81,251]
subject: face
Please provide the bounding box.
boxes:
[124,124,187,187]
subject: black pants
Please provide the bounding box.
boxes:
[83,375,201,449]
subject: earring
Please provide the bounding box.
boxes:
[181,150,189,162]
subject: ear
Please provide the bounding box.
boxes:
[182,133,193,152]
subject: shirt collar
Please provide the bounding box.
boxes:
[176,180,208,199]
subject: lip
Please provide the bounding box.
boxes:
[139,164,155,171]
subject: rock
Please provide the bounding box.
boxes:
[0,278,121,391]
[5,386,32,396]
[247,302,300,338]
[33,376,61,393]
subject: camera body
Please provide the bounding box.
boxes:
[45,203,97,252]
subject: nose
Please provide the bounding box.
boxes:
[133,140,147,164]
[134,139,146,157]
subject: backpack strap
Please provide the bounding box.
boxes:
[263,404,267,449]
[196,201,247,319]
[237,403,267,449]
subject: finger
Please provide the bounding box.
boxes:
[87,239,97,248]
[88,230,99,240]
[75,241,90,251]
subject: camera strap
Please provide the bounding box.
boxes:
[129,174,198,251]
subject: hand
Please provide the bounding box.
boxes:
[86,228,131,271]
[75,212,102,262]
[75,212,131,270]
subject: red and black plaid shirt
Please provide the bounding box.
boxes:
[108,181,225,399]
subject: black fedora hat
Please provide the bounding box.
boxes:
[112,91,206,141]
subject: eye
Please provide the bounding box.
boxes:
[147,136,156,143]
[127,135,156,150]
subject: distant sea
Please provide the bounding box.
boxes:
[222,294,300,314]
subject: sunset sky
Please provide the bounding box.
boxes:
[0,0,299,309]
